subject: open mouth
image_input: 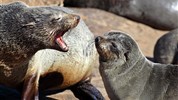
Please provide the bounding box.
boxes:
[55,30,69,52]
[53,15,80,52]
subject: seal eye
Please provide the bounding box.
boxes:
[51,17,62,23]
[55,17,62,21]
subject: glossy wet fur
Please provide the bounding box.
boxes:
[65,0,178,30]
[154,29,178,64]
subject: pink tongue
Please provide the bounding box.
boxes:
[56,36,68,50]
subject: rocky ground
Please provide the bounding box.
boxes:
[1,1,168,100]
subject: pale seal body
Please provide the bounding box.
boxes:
[25,7,104,100]
[64,0,178,30]
[154,29,178,64]
[95,31,178,100]
[30,19,96,90]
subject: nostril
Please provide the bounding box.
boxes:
[75,15,80,22]
[95,36,101,43]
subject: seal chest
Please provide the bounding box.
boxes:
[31,49,93,90]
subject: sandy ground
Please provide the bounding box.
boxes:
[0,1,169,100]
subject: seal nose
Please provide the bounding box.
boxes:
[95,36,102,43]
[76,16,80,21]
[75,15,80,23]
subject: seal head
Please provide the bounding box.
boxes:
[95,31,142,70]
[0,2,81,71]
[0,2,80,52]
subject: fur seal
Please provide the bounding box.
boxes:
[95,31,178,100]
[0,2,82,100]
[0,2,104,100]
[64,0,178,30]
[154,29,178,64]
[23,7,104,100]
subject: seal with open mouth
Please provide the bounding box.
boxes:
[0,2,80,100]
[95,31,178,100]
[22,6,104,100]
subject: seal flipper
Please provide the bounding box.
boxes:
[70,80,104,100]
[22,72,40,100]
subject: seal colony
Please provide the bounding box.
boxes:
[95,31,178,100]
[64,0,178,30]
[0,2,104,100]
[64,0,178,65]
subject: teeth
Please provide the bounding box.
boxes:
[55,36,68,51]
[54,29,70,51]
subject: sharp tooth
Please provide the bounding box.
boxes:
[56,36,68,50]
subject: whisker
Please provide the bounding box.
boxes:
[47,29,57,42]
[85,40,95,50]
[88,39,95,47]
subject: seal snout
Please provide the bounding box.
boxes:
[53,14,80,52]
[71,15,80,28]
[95,36,102,49]
[95,36,107,49]
[95,36,104,45]
[75,15,80,23]
[95,36,102,43]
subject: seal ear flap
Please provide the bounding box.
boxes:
[124,51,129,61]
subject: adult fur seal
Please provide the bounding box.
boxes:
[64,0,178,30]
[95,31,178,100]
[25,18,104,100]
[0,2,81,100]
[154,29,178,64]
[23,7,104,100]
[0,2,104,100]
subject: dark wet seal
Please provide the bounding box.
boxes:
[64,0,178,30]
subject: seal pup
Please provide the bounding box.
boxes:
[154,29,178,64]
[64,0,178,30]
[0,2,80,100]
[95,31,178,100]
